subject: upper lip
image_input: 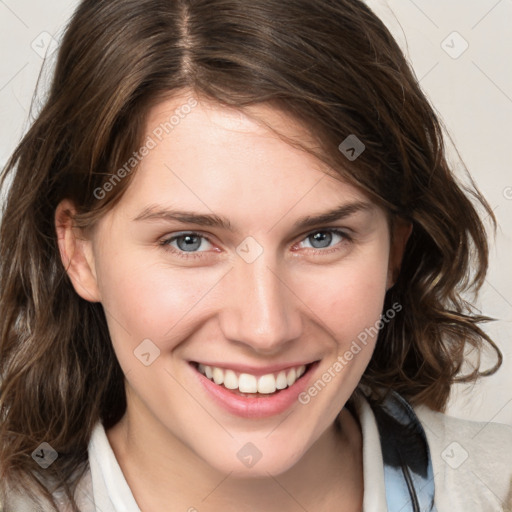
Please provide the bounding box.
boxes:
[190,360,317,376]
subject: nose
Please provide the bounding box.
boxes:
[218,252,303,355]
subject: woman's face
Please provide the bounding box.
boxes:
[59,92,408,477]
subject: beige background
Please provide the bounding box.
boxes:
[0,0,511,425]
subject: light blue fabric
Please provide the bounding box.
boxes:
[368,389,437,512]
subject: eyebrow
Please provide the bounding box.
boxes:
[132,200,374,232]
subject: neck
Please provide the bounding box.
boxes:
[106,403,363,512]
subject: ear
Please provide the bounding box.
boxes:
[55,199,102,302]
[386,216,412,291]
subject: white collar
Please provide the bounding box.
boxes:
[88,421,142,511]
[86,392,385,511]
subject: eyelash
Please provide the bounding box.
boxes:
[159,228,352,260]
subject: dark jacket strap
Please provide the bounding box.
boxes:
[367,390,437,512]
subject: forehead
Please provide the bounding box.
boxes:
[140,92,340,188]
[146,92,319,147]
[116,94,379,227]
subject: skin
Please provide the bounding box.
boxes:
[56,91,411,511]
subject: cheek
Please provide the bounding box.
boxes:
[94,247,222,355]
[95,230,390,363]
[292,246,390,346]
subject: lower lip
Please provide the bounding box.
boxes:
[190,362,319,419]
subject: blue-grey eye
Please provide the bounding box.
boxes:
[302,230,345,249]
[176,234,202,251]
[163,233,212,253]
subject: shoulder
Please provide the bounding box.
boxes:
[413,404,512,512]
[0,485,55,512]
[0,464,95,512]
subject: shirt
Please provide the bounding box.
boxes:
[3,391,512,511]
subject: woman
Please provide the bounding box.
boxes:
[0,0,511,511]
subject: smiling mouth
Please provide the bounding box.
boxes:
[191,362,315,397]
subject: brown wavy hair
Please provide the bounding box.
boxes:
[0,0,501,509]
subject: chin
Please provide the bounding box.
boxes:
[196,437,308,478]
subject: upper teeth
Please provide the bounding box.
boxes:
[197,364,307,394]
